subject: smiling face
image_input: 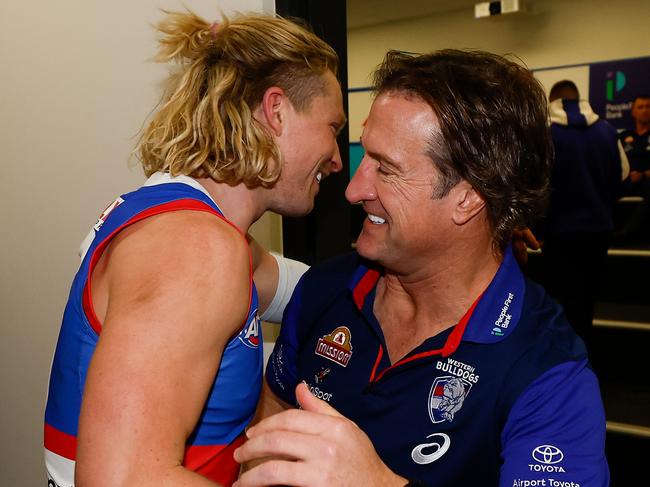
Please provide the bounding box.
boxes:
[271,70,346,216]
[345,92,464,274]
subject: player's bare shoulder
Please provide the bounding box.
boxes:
[103,209,252,336]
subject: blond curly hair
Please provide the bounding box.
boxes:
[136,9,339,187]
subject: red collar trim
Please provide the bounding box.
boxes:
[352,268,381,309]
[369,293,482,383]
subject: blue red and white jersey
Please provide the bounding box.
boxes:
[266,246,609,487]
[44,173,263,487]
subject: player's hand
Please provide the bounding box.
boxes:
[233,382,407,487]
[512,227,541,266]
[630,170,643,184]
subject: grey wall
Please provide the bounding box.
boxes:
[0,1,275,484]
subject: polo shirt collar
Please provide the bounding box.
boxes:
[348,245,525,348]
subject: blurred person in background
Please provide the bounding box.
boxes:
[539,80,629,348]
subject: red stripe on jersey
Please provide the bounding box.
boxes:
[81,198,253,335]
[44,423,77,460]
[184,434,246,486]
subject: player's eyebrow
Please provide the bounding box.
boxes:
[332,115,348,136]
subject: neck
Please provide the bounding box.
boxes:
[377,237,501,338]
[636,121,650,135]
[194,177,268,233]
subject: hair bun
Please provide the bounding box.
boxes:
[154,9,217,63]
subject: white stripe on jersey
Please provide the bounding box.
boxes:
[45,449,75,487]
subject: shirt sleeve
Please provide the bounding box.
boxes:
[259,253,309,323]
[617,139,630,181]
[264,274,307,406]
[499,359,609,487]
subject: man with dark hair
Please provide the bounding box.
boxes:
[616,94,650,241]
[234,51,609,487]
[540,79,629,347]
[548,79,580,101]
[621,94,650,180]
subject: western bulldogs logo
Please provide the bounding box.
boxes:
[428,376,471,423]
[238,310,260,348]
[93,196,124,232]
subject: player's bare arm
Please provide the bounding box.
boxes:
[239,381,293,472]
[75,211,251,486]
[246,236,309,324]
[246,236,279,316]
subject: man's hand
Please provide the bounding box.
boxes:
[233,383,407,487]
[512,227,541,266]
[630,170,644,184]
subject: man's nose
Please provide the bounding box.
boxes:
[345,156,377,204]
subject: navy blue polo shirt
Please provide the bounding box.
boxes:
[620,128,650,173]
[266,247,608,487]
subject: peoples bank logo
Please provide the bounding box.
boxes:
[606,71,626,101]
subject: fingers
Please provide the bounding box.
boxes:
[234,430,321,464]
[522,227,541,250]
[236,401,358,472]
[234,459,312,487]
[512,240,527,265]
[295,382,342,417]
[246,407,343,438]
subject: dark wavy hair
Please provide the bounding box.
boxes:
[372,49,552,253]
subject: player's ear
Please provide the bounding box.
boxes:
[452,182,486,225]
[254,86,287,137]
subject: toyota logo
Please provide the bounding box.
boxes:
[532,444,564,464]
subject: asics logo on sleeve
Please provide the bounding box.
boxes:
[411,433,451,465]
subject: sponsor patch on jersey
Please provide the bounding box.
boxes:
[93,196,124,232]
[491,291,515,336]
[314,366,331,384]
[315,326,353,367]
[428,375,472,423]
[307,382,334,402]
[435,357,479,384]
[238,310,260,348]
[528,444,566,473]
[411,432,451,465]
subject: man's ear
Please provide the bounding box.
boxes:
[452,182,486,225]
[254,86,287,137]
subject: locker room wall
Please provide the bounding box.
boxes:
[347,0,650,142]
[0,1,276,484]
